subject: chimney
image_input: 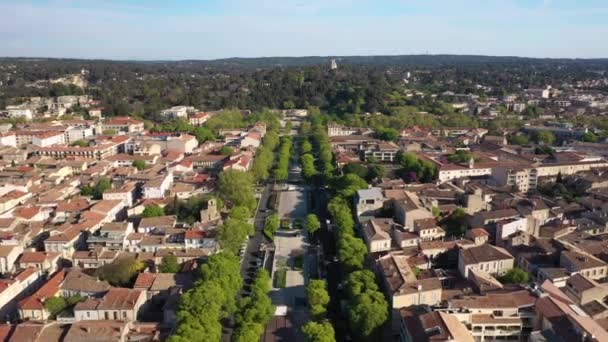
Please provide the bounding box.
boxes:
[417,284,422,291]
[468,158,474,169]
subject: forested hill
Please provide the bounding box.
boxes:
[2,54,608,70]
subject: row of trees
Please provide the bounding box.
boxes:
[274,136,293,182]
[316,121,388,340]
[311,123,334,180]
[169,253,242,342]
[302,280,335,342]
[232,270,275,342]
[301,137,318,181]
[326,195,389,340]
[251,131,280,181]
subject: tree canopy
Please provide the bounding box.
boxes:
[218,170,256,211]
[142,204,165,218]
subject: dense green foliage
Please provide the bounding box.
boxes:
[132,159,146,171]
[307,279,330,320]
[305,214,321,235]
[218,170,256,211]
[263,214,280,240]
[251,131,280,181]
[533,130,556,145]
[44,295,84,319]
[499,268,530,284]
[441,208,468,236]
[302,321,336,342]
[327,196,355,237]
[170,253,241,342]
[218,207,254,254]
[142,204,165,218]
[96,257,144,287]
[337,234,368,271]
[395,151,437,182]
[274,136,293,182]
[80,177,112,199]
[159,255,180,273]
[233,270,274,342]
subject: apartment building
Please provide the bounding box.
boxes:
[458,243,515,278]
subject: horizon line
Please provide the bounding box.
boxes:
[1,53,608,63]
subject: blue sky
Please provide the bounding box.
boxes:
[0,0,607,60]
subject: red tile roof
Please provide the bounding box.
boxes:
[18,269,67,310]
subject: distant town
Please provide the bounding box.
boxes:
[0,56,607,342]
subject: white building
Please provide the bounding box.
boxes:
[160,106,196,119]
[32,131,65,147]
[7,107,33,120]
[143,173,173,199]
[0,133,17,147]
[65,126,94,144]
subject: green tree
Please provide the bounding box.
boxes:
[334,174,368,198]
[343,163,368,179]
[233,270,274,341]
[346,290,388,339]
[441,207,468,236]
[219,170,256,211]
[508,134,529,145]
[302,321,336,342]
[96,256,144,287]
[582,132,598,143]
[375,127,399,141]
[219,218,253,255]
[81,177,112,200]
[307,280,330,320]
[344,270,379,298]
[301,154,318,180]
[264,214,280,239]
[198,253,243,314]
[366,163,385,181]
[337,235,367,271]
[159,255,180,273]
[220,146,234,156]
[142,204,165,218]
[233,322,264,342]
[44,297,67,318]
[499,268,530,284]
[301,139,313,154]
[327,196,354,237]
[534,130,556,145]
[132,159,146,171]
[305,214,321,235]
[192,126,215,143]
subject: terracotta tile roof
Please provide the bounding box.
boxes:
[14,206,41,220]
[18,269,66,310]
[133,273,156,289]
[18,251,60,264]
